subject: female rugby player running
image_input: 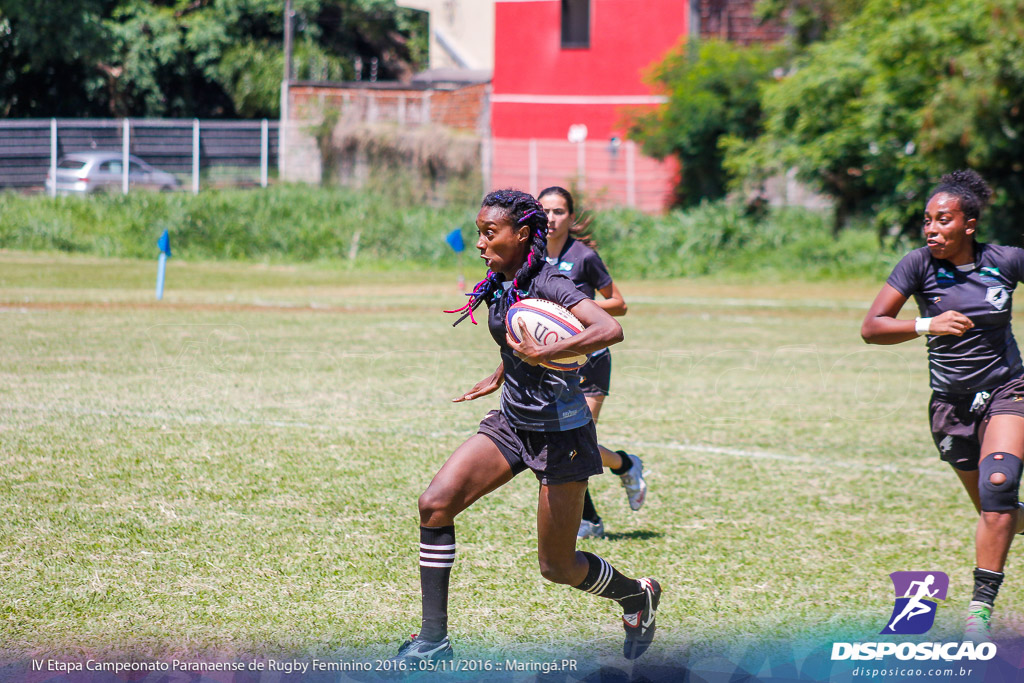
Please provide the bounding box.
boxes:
[862,170,1024,641]
[393,189,661,663]
[538,186,647,540]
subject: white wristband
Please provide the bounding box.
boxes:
[915,317,932,336]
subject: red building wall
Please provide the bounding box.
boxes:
[492,0,688,141]
[490,0,687,211]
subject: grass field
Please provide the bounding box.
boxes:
[1,251,1017,675]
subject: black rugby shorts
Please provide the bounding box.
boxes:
[477,410,603,485]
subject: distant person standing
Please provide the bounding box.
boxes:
[862,170,1024,641]
[538,187,647,540]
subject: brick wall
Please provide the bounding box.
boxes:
[288,82,488,134]
[697,0,787,45]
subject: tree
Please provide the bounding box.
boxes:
[0,0,427,118]
[725,0,1024,242]
[0,0,114,116]
[753,0,866,46]
[627,39,787,208]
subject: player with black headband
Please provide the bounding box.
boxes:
[862,169,1024,641]
[538,186,647,540]
[393,189,661,663]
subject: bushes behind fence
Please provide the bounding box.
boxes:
[0,185,903,279]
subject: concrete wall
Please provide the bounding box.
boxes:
[396,0,495,70]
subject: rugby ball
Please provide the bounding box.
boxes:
[505,298,588,371]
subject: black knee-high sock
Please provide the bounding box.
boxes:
[419,526,455,641]
[973,567,1004,607]
[582,489,601,524]
[573,551,646,613]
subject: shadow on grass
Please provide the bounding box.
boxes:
[601,530,664,541]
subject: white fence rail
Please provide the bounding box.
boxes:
[0,118,279,193]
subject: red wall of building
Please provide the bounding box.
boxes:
[492,0,688,140]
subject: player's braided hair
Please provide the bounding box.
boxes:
[445,189,548,326]
[538,186,598,250]
[929,169,993,223]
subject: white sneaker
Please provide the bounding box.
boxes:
[965,601,992,642]
[577,519,605,539]
[617,451,647,511]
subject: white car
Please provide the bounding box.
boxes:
[45,151,180,195]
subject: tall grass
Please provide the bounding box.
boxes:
[0,187,907,279]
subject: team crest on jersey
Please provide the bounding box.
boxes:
[558,261,574,272]
[936,268,956,282]
[980,266,1003,285]
[986,286,1010,310]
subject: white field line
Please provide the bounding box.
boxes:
[6,405,940,477]
[630,439,946,478]
[630,296,870,310]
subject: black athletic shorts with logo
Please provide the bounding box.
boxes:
[929,376,1024,471]
[579,351,612,397]
[478,410,603,485]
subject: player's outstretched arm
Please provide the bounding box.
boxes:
[453,363,505,402]
[862,284,973,344]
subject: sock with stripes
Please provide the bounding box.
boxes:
[573,551,646,613]
[419,525,455,642]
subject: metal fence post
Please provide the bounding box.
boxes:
[481,137,491,195]
[576,140,586,194]
[528,139,538,197]
[49,119,57,198]
[122,118,130,195]
[192,119,200,195]
[261,119,269,188]
[626,140,636,208]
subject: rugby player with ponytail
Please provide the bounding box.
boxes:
[394,189,661,662]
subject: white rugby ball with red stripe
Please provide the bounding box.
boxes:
[505,298,588,371]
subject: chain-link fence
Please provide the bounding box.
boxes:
[0,118,278,194]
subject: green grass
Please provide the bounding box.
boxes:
[0,252,1014,673]
[0,188,908,282]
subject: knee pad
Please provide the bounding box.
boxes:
[979,452,1023,512]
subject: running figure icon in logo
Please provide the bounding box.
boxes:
[882,571,949,635]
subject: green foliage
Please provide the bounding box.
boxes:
[595,201,900,280]
[0,0,428,118]
[628,40,788,207]
[0,187,475,266]
[0,189,903,281]
[753,0,867,46]
[727,0,1024,242]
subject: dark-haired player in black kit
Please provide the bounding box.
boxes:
[862,169,1024,641]
[393,189,661,663]
[538,187,647,540]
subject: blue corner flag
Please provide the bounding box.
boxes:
[445,228,465,253]
[156,230,171,300]
[158,229,172,257]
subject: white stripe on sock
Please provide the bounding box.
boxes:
[587,557,612,595]
[420,542,456,551]
[420,552,455,560]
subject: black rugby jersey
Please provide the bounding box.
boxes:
[887,243,1024,393]
[544,238,613,300]
[485,263,590,431]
